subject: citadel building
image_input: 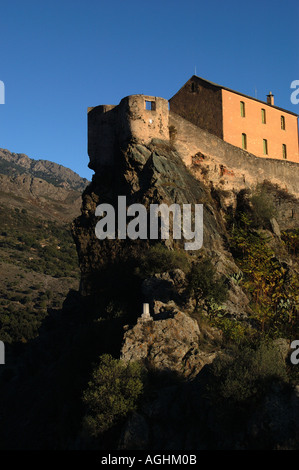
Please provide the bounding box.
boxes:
[88,75,299,170]
[170,76,299,164]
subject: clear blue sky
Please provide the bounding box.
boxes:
[0,0,298,180]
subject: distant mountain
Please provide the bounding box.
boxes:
[0,147,89,344]
[0,148,90,223]
[0,148,89,192]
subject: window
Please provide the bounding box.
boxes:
[282,144,287,159]
[145,100,156,111]
[263,139,268,155]
[242,133,247,150]
[240,101,245,117]
[261,108,266,124]
[281,115,285,130]
[191,82,195,92]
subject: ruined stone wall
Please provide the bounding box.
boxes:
[87,95,169,171]
[88,105,118,171]
[118,95,169,143]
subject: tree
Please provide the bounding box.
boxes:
[250,187,276,228]
[82,354,145,438]
[187,258,228,310]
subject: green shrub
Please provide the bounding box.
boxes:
[137,243,189,277]
[82,354,145,438]
[210,316,253,345]
[281,229,299,256]
[250,187,276,228]
[209,340,289,405]
[229,225,298,337]
[187,258,228,308]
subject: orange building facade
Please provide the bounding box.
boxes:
[170,76,299,164]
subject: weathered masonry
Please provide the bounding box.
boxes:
[87,95,169,171]
[169,75,299,163]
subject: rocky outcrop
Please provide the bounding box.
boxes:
[72,138,239,297]
[121,310,217,379]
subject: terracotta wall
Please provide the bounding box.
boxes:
[222,89,299,163]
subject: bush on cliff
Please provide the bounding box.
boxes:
[208,340,289,405]
[230,223,298,337]
[137,243,189,278]
[82,354,145,438]
[250,186,276,228]
[187,258,228,309]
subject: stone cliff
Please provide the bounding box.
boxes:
[72,137,242,298]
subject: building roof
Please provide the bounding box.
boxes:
[186,75,298,117]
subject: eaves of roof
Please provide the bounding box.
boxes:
[188,75,298,117]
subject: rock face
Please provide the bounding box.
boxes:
[72,138,237,297]
[121,310,216,379]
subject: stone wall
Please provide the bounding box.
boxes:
[169,111,299,198]
[119,95,169,143]
[169,76,223,138]
[88,105,118,171]
[88,95,169,171]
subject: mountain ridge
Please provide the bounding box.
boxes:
[0,146,85,345]
[0,147,89,223]
[0,148,89,192]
